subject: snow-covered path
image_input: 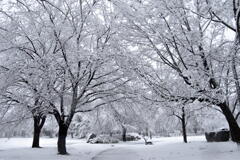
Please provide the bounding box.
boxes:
[92,147,140,160]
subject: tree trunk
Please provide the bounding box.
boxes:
[181,107,187,143]
[219,102,240,143]
[32,116,46,148]
[58,123,69,155]
[32,127,41,148]
[122,126,127,142]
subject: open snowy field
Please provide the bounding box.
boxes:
[0,136,239,160]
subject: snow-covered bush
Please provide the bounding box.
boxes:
[88,135,119,144]
[86,133,97,143]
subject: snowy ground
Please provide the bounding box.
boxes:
[0,136,239,160]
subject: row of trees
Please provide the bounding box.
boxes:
[0,0,240,155]
[111,0,240,143]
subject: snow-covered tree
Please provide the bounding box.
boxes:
[111,0,240,143]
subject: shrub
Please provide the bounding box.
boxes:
[205,129,230,142]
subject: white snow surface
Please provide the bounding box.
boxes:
[0,136,239,160]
